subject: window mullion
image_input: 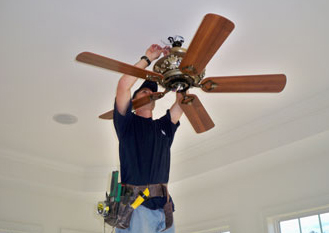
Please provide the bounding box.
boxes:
[319,214,323,233]
[298,218,302,233]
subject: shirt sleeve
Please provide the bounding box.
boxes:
[158,110,180,139]
[113,98,133,139]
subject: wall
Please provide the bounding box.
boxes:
[172,130,329,233]
[0,149,107,233]
[1,130,329,233]
[0,179,103,233]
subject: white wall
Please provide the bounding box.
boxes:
[0,179,103,233]
[1,130,329,233]
[171,130,329,233]
[0,149,107,233]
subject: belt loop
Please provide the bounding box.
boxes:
[162,184,169,202]
[160,184,165,198]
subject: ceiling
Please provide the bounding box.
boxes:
[1,0,329,192]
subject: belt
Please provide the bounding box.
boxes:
[124,183,173,231]
[124,183,169,200]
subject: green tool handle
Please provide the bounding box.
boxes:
[110,171,118,197]
[115,184,122,202]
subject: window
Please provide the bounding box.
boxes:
[280,212,329,233]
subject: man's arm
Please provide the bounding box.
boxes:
[115,44,166,116]
[169,92,184,124]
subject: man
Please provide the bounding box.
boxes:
[113,44,184,233]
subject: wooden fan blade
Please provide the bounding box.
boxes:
[179,94,215,133]
[76,52,163,81]
[99,92,166,120]
[132,94,153,109]
[179,14,235,75]
[200,74,287,93]
[99,110,114,120]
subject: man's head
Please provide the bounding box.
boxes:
[132,80,158,99]
[132,80,158,113]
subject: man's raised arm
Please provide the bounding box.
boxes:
[169,92,184,124]
[115,44,166,116]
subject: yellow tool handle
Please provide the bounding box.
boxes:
[131,188,150,209]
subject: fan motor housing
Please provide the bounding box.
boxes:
[153,47,205,92]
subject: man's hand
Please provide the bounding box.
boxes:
[162,46,171,56]
[176,91,185,103]
[116,44,171,116]
[145,44,170,62]
[116,44,165,116]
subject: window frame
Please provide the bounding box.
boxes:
[270,207,329,233]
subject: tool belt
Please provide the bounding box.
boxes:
[104,183,174,231]
[125,183,168,199]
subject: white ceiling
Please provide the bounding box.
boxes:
[1,0,329,189]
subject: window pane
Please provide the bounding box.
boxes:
[300,215,321,233]
[280,219,300,233]
[321,213,329,233]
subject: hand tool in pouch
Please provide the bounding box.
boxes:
[131,188,150,209]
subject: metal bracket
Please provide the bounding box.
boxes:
[181,93,194,105]
[200,80,218,91]
[146,75,162,83]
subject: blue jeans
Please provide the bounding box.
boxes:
[115,205,175,233]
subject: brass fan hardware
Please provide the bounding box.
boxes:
[181,93,195,105]
[199,80,218,92]
[76,13,287,133]
[146,75,162,83]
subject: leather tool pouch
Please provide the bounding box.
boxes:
[104,187,135,229]
[104,202,135,229]
[103,184,173,230]
[115,202,135,229]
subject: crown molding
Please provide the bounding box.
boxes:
[1,88,329,194]
[0,220,43,233]
[0,148,85,175]
[0,148,117,194]
[170,88,329,181]
[173,88,329,164]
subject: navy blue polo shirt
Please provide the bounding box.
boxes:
[113,99,179,209]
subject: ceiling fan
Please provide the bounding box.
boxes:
[76,13,286,133]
